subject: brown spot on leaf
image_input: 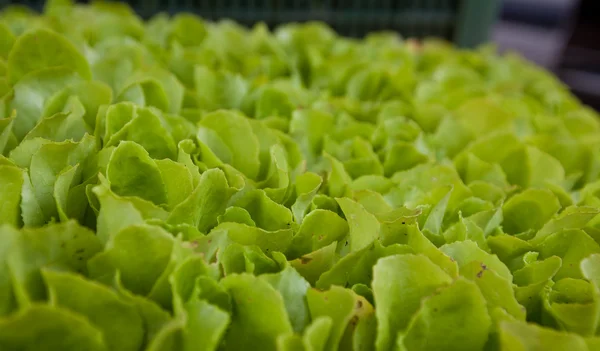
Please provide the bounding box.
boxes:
[300,256,313,264]
[477,263,488,278]
[186,240,199,249]
[356,299,363,309]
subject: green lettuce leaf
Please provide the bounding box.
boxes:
[106,140,167,205]
[502,188,561,235]
[221,273,293,351]
[306,286,355,351]
[43,269,144,351]
[0,305,107,351]
[7,28,91,85]
[262,266,311,333]
[398,278,491,351]
[5,221,103,305]
[373,254,453,351]
[88,224,174,295]
[0,165,23,226]
[499,320,589,351]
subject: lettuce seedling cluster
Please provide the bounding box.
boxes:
[1,1,600,350]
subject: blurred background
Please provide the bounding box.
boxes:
[493,0,600,110]
[1,0,599,109]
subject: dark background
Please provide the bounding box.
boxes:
[494,0,600,110]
